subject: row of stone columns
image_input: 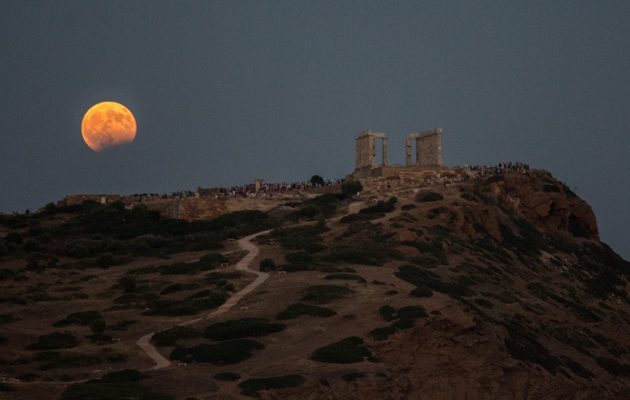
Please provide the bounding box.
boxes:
[355,128,442,172]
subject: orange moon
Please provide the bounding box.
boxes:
[81,101,137,151]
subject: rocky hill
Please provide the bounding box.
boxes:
[0,168,628,399]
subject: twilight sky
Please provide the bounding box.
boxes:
[1,1,629,259]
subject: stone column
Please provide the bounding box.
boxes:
[382,137,388,166]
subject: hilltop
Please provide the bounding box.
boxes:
[0,166,628,399]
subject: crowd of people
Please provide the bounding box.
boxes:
[204,179,342,198]
[467,162,530,177]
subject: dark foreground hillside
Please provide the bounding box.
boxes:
[0,169,629,399]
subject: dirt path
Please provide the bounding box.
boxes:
[136,229,272,371]
[136,201,365,370]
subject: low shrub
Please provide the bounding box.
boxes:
[301,285,352,304]
[415,191,443,202]
[460,192,477,201]
[596,357,630,376]
[340,213,382,224]
[54,310,102,327]
[214,371,240,381]
[153,326,199,347]
[474,298,493,308]
[204,318,286,341]
[369,326,397,341]
[341,181,363,197]
[144,291,228,316]
[409,287,433,297]
[379,305,397,321]
[342,372,366,382]
[34,351,101,370]
[27,332,79,350]
[395,265,475,299]
[170,339,264,364]
[259,258,276,271]
[276,303,337,320]
[239,374,305,397]
[503,320,559,373]
[324,273,366,282]
[359,197,397,214]
[61,369,172,400]
[310,336,371,364]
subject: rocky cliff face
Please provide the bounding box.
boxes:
[1,169,628,400]
[495,171,599,240]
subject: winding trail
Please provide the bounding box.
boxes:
[136,229,272,371]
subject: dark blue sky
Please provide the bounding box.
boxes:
[1,1,629,259]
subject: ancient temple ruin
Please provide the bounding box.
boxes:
[353,128,443,177]
[355,130,388,172]
[405,128,442,167]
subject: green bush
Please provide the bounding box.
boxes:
[397,305,427,320]
[160,283,185,295]
[395,265,475,299]
[259,258,276,271]
[61,369,172,400]
[596,357,630,376]
[270,222,328,251]
[324,273,366,282]
[460,192,477,201]
[204,318,285,340]
[415,191,444,202]
[27,332,79,350]
[310,336,372,364]
[474,298,493,308]
[301,285,352,304]
[214,371,240,381]
[378,305,397,321]
[340,213,381,224]
[153,326,199,347]
[341,181,363,197]
[239,374,305,397]
[276,303,337,320]
[54,311,102,327]
[409,287,433,297]
[170,339,264,364]
[369,326,398,341]
[503,320,559,373]
[359,197,397,214]
[144,291,228,316]
[342,372,366,382]
[34,350,103,370]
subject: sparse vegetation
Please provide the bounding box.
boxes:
[310,336,372,364]
[239,374,305,397]
[341,180,363,197]
[152,326,199,347]
[54,310,102,327]
[324,273,366,282]
[214,372,240,381]
[27,332,79,350]
[171,339,264,364]
[61,369,173,400]
[204,318,286,340]
[415,191,444,202]
[596,357,630,376]
[395,265,475,299]
[301,285,352,304]
[143,291,228,316]
[276,303,337,320]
